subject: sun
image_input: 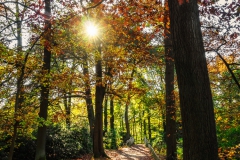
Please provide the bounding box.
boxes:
[85,21,98,38]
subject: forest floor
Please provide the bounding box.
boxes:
[79,144,165,160]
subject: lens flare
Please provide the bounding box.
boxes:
[85,21,98,37]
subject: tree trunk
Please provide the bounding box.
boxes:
[110,96,114,130]
[162,109,166,142]
[8,1,24,159]
[140,112,143,141]
[93,46,106,158]
[124,69,135,141]
[143,111,146,137]
[83,52,95,137]
[35,0,51,159]
[64,91,71,128]
[168,0,218,159]
[164,1,177,159]
[124,102,130,140]
[110,96,116,149]
[67,92,71,127]
[147,112,151,141]
[103,95,108,135]
[133,113,136,142]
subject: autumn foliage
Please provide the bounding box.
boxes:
[0,0,239,159]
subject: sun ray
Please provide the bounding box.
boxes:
[85,21,98,38]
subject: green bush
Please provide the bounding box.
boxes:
[1,125,92,159]
[217,126,240,148]
[104,129,117,149]
[14,137,36,160]
[46,125,92,159]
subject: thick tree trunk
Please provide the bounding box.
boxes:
[164,1,177,159]
[83,53,95,137]
[93,47,106,158]
[35,0,51,159]
[168,0,218,159]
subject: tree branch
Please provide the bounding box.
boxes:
[80,0,104,10]
[216,52,240,90]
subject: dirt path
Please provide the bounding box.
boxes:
[105,144,154,160]
[78,144,163,160]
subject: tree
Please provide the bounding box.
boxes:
[168,0,218,159]
[103,95,108,135]
[82,51,95,138]
[200,1,239,157]
[35,0,51,159]
[93,44,106,158]
[109,95,117,149]
[8,1,25,159]
[164,1,176,159]
[0,1,37,159]
[124,68,135,141]
[200,0,240,90]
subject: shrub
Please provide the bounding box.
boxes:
[1,125,92,159]
[217,126,240,148]
[45,125,92,159]
[14,137,36,160]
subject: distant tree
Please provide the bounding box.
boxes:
[124,68,135,141]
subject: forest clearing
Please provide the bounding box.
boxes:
[0,0,239,160]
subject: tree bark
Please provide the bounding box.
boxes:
[64,91,71,128]
[110,96,114,131]
[147,111,151,141]
[124,101,130,140]
[124,69,135,141]
[140,115,143,141]
[164,1,177,159]
[109,96,116,149]
[168,0,218,159]
[35,0,51,159]
[93,46,106,158]
[8,1,24,159]
[83,52,95,137]
[143,111,146,137]
[67,92,71,127]
[133,113,136,142]
[104,95,108,135]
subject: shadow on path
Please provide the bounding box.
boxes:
[105,144,154,160]
[77,144,165,160]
